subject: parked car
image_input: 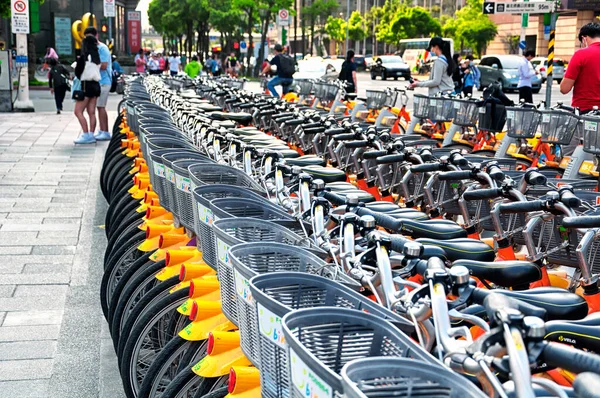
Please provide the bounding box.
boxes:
[354,55,367,71]
[530,57,565,82]
[370,55,411,80]
[365,54,374,70]
[478,55,542,93]
[293,58,338,81]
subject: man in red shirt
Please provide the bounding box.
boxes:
[560,22,600,112]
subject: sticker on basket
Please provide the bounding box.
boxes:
[197,203,213,224]
[479,106,486,114]
[542,114,551,123]
[429,99,436,106]
[453,101,461,109]
[165,167,176,183]
[257,303,286,348]
[289,348,333,398]
[585,121,598,132]
[175,175,191,192]
[216,238,229,264]
[190,180,197,193]
[234,269,253,305]
[506,110,514,120]
[154,163,165,178]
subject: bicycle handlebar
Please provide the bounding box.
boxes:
[562,216,600,229]
[363,150,389,160]
[324,128,347,136]
[438,170,473,181]
[497,200,545,214]
[332,133,359,141]
[344,140,370,149]
[375,153,406,165]
[462,187,504,201]
[410,163,443,173]
[543,342,600,375]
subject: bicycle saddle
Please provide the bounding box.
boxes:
[400,220,467,240]
[452,259,541,289]
[330,190,376,203]
[386,210,429,221]
[209,112,253,125]
[325,182,356,190]
[418,238,495,262]
[286,155,327,167]
[301,166,347,183]
[499,287,588,321]
[365,202,400,212]
[545,313,600,352]
[194,104,222,112]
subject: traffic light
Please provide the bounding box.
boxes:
[101,24,108,33]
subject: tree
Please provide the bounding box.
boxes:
[253,0,294,76]
[390,7,441,40]
[325,16,346,54]
[442,0,497,56]
[348,11,367,46]
[501,34,520,55]
[302,0,338,54]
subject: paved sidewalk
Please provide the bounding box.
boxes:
[0,102,124,397]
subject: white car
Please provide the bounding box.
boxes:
[530,57,565,82]
[292,59,340,81]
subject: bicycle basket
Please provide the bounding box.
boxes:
[294,80,314,96]
[582,115,600,155]
[341,357,486,398]
[230,243,359,369]
[413,94,430,119]
[249,272,415,398]
[282,307,437,398]
[191,185,266,264]
[212,220,312,332]
[479,102,507,133]
[506,107,541,139]
[147,148,190,205]
[539,109,581,145]
[314,83,339,104]
[430,96,455,121]
[453,99,480,127]
[365,90,387,110]
[171,157,212,230]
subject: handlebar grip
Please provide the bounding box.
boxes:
[322,191,346,207]
[354,207,401,232]
[543,342,600,375]
[302,122,321,129]
[462,187,503,201]
[497,200,544,214]
[284,119,306,127]
[449,152,469,168]
[389,235,410,253]
[376,154,406,165]
[559,188,581,208]
[487,165,505,182]
[363,150,388,160]
[324,128,346,136]
[343,140,370,149]
[303,127,326,135]
[437,170,473,181]
[562,216,600,229]
[410,163,442,173]
[525,169,548,186]
[332,133,359,141]
[483,293,515,324]
[573,373,600,398]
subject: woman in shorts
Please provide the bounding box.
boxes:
[73,35,102,144]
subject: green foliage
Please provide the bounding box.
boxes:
[442,0,497,56]
[302,0,337,21]
[348,11,367,42]
[377,5,439,45]
[325,16,346,44]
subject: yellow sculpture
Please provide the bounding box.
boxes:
[71,13,97,50]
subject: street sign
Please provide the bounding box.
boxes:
[240,41,247,53]
[104,0,115,18]
[482,1,555,14]
[519,40,527,50]
[11,0,29,34]
[277,9,290,26]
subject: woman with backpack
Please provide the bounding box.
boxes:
[48,58,70,114]
[72,34,102,144]
[339,50,358,96]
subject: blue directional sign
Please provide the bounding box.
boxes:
[519,40,527,50]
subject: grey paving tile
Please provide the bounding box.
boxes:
[0,380,49,398]
[0,223,80,232]
[0,359,53,381]
[21,264,72,274]
[0,285,15,297]
[0,263,25,274]
[0,246,32,255]
[2,310,64,326]
[0,296,66,311]
[13,284,69,297]
[0,255,74,265]
[7,210,83,219]
[42,218,81,224]
[0,274,71,285]
[30,246,77,255]
[0,325,61,342]
[0,312,5,325]
[0,340,58,360]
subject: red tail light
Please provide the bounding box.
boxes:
[189,279,195,298]
[207,333,215,354]
[179,265,186,281]
[165,251,171,266]
[228,368,237,393]
[540,67,546,72]
[158,234,164,247]
[146,226,151,240]
[189,300,198,321]
[145,207,151,219]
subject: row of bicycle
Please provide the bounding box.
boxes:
[101,74,600,398]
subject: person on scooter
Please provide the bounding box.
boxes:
[262,44,295,98]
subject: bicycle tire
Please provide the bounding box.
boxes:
[117,276,180,362]
[107,161,136,203]
[120,288,189,398]
[102,152,130,194]
[104,216,144,261]
[104,231,144,271]
[108,167,137,204]
[103,156,133,200]
[109,176,136,207]
[160,367,205,398]
[110,259,165,344]
[105,193,136,236]
[196,386,228,398]
[101,243,145,317]
[138,337,207,398]
[107,200,140,238]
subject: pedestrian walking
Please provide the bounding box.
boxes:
[86,27,114,142]
[134,49,146,73]
[47,58,70,114]
[158,53,166,73]
[168,52,181,76]
[518,49,537,104]
[339,50,358,96]
[560,22,600,113]
[226,52,239,77]
[148,53,161,75]
[462,55,480,96]
[72,34,102,144]
[409,37,455,95]
[184,55,202,78]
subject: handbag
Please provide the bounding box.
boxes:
[72,78,84,101]
[80,55,101,82]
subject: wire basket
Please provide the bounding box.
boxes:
[453,99,480,127]
[191,185,266,265]
[365,90,387,110]
[314,83,339,104]
[249,272,416,398]
[539,109,581,145]
[171,156,213,230]
[581,115,600,155]
[230,243,359,370]
[505,107,541,139]
[430,96,455,122]
[341,357,487,398]
[294,80,314,96]
[413,94,431,119]
[212,220,313,335]
[147,148,187,205]
[282,307,437,398]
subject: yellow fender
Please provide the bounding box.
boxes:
[225,366,261,398]
[283,92,298,102]
[177,277,221,316]
[156,248,203,281]
[137,225,185,252]
[192,331,251,378]
[179,301,236,341]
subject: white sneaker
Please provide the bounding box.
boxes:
[74,133,96,144]
[94,131,112,141]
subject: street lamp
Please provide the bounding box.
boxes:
[345,0,349,54]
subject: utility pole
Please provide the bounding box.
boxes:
[345,0,350,54]
[519,0,529,55]
[294,0,298,54]
[11,0,34,112]
[544,12,557,108]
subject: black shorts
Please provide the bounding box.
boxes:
[82,80,101,98]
